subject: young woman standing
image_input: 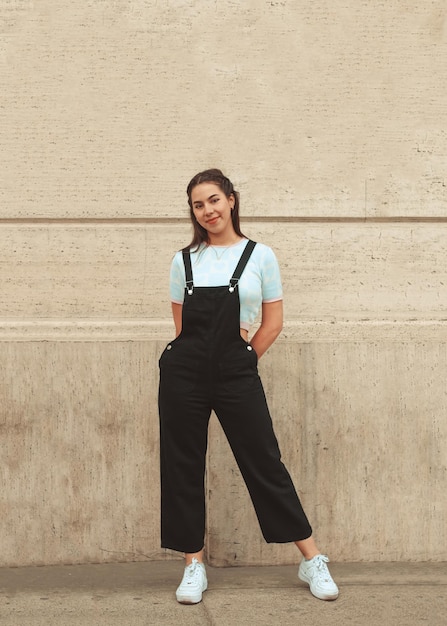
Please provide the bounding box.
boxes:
[158,169,338,604]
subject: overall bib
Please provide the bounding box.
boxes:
[159,240,312,554]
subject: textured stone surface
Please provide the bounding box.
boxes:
[1,1,446,218]
[0,341,167,566]
[0,222,446,326]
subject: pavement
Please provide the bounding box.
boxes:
[0,560,446,626]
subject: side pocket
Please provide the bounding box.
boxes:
[158,339,176,367]
[247,344,258,366]
[219,343,259,394]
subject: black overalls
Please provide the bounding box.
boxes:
[159,240,312,554]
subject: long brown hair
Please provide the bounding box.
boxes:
[184,169,246,251]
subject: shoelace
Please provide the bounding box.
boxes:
[184,560,202,585]
[312,555,332,581]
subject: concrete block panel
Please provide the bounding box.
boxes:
[1,1,446,218]
[2,336,446,566]
[0,341,169,567]
[206,341,447,565]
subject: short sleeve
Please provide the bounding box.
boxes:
[169,252,185,304]
[261,246,283,302]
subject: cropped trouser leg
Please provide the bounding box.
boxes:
[214,373,312,543]
[159,385,212,554]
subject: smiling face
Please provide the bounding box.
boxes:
[190,182,236,244]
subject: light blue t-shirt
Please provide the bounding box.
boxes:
[169,239,283,330]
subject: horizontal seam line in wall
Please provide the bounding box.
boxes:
[0,217,447,225]
[2,319,447,343]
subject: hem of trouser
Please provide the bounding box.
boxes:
[161,543,205,554]
[264,531,313,544]
[161,526,312,552]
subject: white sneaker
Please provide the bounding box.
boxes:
[298,554,339,601]
[175,558,208,604]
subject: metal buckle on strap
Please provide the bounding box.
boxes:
[186,281,194,296]
[229,278,238,293]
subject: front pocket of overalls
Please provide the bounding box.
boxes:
[218,343,259,394]
[159,340,198,394]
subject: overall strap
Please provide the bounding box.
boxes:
[229,240,257,292]
[182,250,194,295]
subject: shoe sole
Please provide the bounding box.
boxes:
[176,586,207,605]
[298,572,339,601]
[177,597,202,604]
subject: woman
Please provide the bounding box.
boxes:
[158,169,338,604]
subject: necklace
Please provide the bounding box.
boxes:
[210,245,231,261]
[208,238,242,261]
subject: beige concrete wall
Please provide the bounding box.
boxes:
[1,1,446,566]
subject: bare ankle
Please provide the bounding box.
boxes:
[294,536,321,560]
[185,550,204,565]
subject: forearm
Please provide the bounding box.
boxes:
[249,323,282,359]
[249,300,283,359]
